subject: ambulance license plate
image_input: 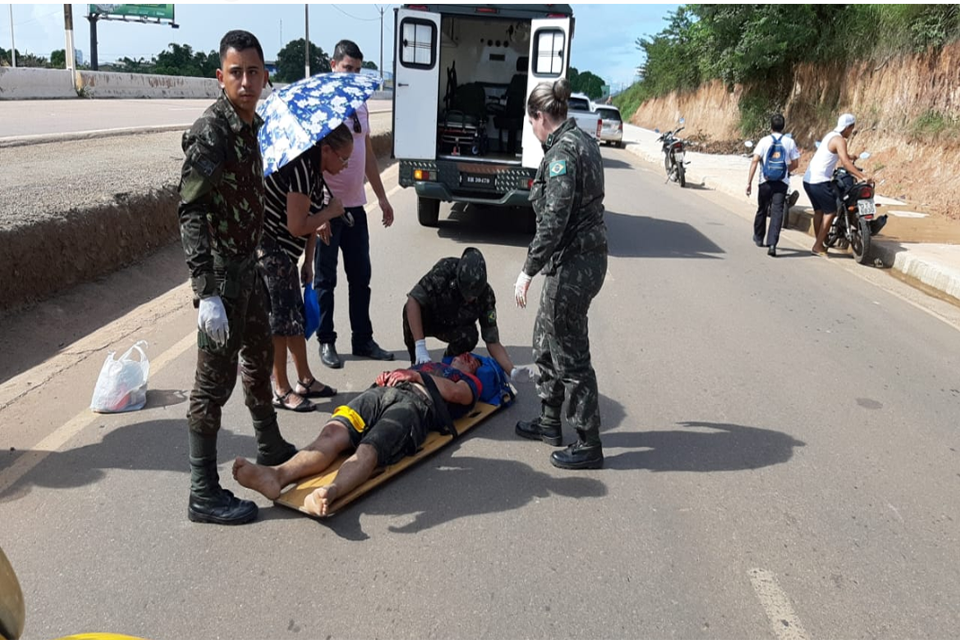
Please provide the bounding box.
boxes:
[461,173,494,188]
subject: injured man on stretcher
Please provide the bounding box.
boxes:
[232,353,484,516]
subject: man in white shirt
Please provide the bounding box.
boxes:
[314,39,396,368]
[746,114,800,257]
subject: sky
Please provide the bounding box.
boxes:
[2,2,678,90]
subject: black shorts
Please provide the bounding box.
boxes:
[330,383,434,467]
[257,237,305,337]
[803,181,838,214]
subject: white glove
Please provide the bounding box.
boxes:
[198,295,229,346]
[510,365,536,383]
[515,271,533,309]
[414,339,431,365]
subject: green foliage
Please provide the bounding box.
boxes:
[153,43,218,78]
[275,39,330,83]
[569,66,605,99]
[362,60,378,70]
[49,49,66,68]
[630,4,960,106]
[910,110,960,142]
[611,83,651,122]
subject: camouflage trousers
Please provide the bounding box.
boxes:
[188,270,276,437]
[402,305,479,363]
[533,250,607,432]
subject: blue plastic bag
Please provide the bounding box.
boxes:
[303,283,320,340]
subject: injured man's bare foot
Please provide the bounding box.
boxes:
[232,457,283,500]
[304,485,339,516]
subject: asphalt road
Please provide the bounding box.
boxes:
[2,146,960,639]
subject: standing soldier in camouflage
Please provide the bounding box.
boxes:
[178,30,297,525]
[403,247,533,382]
[514,78,608,470]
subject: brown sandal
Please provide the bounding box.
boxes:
[273,390,316,412]
[296,378,337,398]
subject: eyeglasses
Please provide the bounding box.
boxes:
[351,112,362,134]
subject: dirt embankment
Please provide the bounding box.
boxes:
[630,41,960,219]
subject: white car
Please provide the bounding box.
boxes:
[594,105,623,147]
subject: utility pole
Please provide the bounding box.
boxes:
[304,4,310,79]
[377,5,385,89]
[8,4,15,67]
[87,11,98,70]
[64,4,76,71]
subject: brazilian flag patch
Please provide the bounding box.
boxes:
[487,309,497,324]
[549,160,567,177]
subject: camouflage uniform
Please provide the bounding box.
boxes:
[525,118,608,437]
[178,91,276,437]
[403,249,499,362]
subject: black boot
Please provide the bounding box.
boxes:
[516,403,563,446]
[550,429,603,470]
[188,432,258,525]
[253,413,298,466]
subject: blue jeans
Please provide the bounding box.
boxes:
[313,206,373,348]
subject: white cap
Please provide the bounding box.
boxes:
[835,113,856,132]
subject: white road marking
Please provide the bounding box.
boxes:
[748,568,811,640]
[0,333,197,494]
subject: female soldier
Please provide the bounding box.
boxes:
[258,123,353,412]
[513,78,608,470]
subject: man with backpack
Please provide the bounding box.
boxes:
[746,114,800,257]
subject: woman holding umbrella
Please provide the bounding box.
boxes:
[258,123,352,411]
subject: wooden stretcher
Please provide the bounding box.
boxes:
[274,399,504,517]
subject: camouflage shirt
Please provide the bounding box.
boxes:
[524,117,607,277]
[409,257,500,344]
[178,91,266,299]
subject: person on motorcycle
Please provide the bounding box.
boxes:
[746,114,800,257]
[803,113,872,256]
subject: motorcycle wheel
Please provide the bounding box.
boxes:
[677,162,686,188]
[852,217,872,264]
[664,153,672,178]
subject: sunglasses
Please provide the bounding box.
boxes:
[351,112,362,134]
[335,150,350,167]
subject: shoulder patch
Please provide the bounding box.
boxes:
[548,160,567,177]
[486,309,497,324]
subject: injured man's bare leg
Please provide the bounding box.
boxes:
[304,443,379,517]
[233,420,353,500]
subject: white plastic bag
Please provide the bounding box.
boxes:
[89,340,150,413]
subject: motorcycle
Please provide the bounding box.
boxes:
[657,124,688,187]
[824,151,887,264]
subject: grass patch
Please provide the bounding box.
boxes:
[910,110,960,142]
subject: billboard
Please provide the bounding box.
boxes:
[89,5,175,20]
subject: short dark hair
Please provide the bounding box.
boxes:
[333,39,363,62]
[219,30,264,65]
[771,114,785,133]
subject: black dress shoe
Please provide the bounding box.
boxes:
[753,236,764,247]
[188,488,258,525]
[515,418,563,447]
[320,342,342,369]
[550,441,603,470]
[352,339,395,361]
[768,245,777,257]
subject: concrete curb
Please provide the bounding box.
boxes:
[620,138,960,303]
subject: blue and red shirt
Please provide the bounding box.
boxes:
[412,362,482,420]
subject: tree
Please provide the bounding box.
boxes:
[275,38,330,83]
[116,56,152,73]
[362,60,377,70]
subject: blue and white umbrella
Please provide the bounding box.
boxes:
[257,72,380,178]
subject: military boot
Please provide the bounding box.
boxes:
[515,403,563,447]
[550,428,603,470]
[188,432,258,525]
[253,413,298,466]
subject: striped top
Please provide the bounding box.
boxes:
[263,151,331,261]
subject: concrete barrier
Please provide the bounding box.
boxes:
[76,70,220,99]
[0,67,76,99]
